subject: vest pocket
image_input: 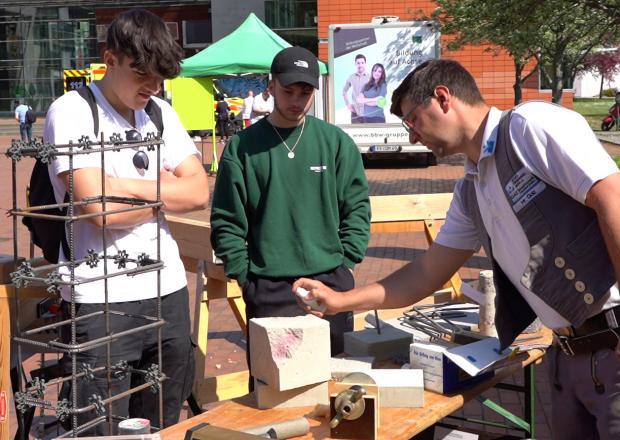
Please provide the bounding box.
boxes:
[566,218,604,258]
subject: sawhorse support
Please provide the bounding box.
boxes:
[166,215,250,408]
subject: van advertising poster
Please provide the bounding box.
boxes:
[329,21,439,148]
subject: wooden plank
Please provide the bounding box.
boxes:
[166,214,213,262]
[0,294,10,437]
[369,194,452,224]
[194,371,250,404]
[424,220,462,301]
[162,340,550,440]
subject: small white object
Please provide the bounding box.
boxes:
[118,418,150,434]
[288,151,295,159]
[296,287,326,313]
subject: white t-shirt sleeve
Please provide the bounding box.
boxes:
[44,92,101,176]
[510,103,619,204]
[156,98,200,170]
[435,179,482,251]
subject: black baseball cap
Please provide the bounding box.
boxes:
[271,46,320,89]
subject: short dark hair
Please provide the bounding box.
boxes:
[106,8,183,79]
[355,54,366,62]
[390,59,484,117]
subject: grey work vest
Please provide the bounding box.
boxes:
[460,107,615,350]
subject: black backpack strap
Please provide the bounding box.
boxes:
[77,85,163,137]
[145,99,164,137]
[76,86,99,137]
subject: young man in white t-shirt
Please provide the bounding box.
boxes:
[293,60,620,439]
[44,9,209,434]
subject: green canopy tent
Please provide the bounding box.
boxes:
[171,13,327,172]
[180,13,327,77]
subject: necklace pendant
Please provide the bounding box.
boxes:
[287,151,295,159]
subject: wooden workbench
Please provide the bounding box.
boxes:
[161,331,550,439]
[165,193,460,407]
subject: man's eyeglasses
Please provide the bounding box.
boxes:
[126,129,149,171]
[400,94,437,133]
[400,106,417,133]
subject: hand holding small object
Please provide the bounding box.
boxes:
[295,287,327,313]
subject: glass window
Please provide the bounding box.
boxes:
[264,0,318,54]
[0,6,97,112]
[182,19,212,48]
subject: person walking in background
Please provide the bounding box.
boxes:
[342,54,369,124]
[14,100,33,142]
[250,88,274,124]
[241,90,254,128]
[210,47,371,381]
[294,59,620,440]
[215,94,230,143]
[357,63,387,123]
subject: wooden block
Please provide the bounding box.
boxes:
[330,393,377,440]
[254,379,328,409]
[249,315,331,391]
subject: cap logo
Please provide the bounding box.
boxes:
[293,60,309,69]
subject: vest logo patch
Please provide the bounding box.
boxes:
[505,168,546,213]
[483,139,495,155]
[309,165,327,173]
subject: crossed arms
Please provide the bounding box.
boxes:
[60,154,209,229]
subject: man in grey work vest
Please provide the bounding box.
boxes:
[293,59,620,440]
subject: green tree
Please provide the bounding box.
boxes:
[431,0,620,103]
[535,0,620,102]
[432,0,540,104]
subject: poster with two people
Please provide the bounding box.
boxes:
[329,20,440,147]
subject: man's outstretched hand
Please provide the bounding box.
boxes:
[292,278,342,317]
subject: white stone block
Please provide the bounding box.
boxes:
[254,379,329,409]
[365,369,424,408]
[330,356,374,381]
[249,315,331,391]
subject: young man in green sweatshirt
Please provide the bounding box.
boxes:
[210,46,371,366]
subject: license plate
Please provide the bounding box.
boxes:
[370,145,401,153]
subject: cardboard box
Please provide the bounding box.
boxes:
[409,337,511,394]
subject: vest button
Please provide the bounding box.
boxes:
[554,257,565,268]
[575,281,586,292]
[564,268,575,280]
[583,293,594,305]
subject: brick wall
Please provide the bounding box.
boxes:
[317,0,573,109]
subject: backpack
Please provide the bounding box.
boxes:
[25,107,37,124]
[22,86,164,263]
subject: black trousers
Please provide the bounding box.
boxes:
[60,287,194,435]
[243,263,354,388]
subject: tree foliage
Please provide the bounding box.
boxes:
[432,0,620,103]
[581,49,620,97]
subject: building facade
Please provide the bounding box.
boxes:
[1,0,571,115]
[0,0,318,115]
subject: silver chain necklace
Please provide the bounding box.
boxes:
[269,117,306,159]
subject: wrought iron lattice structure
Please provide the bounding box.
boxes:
[6,132,167,436]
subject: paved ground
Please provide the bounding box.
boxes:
[1,121,619,439]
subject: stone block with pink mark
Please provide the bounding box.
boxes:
[249,315,331,391]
